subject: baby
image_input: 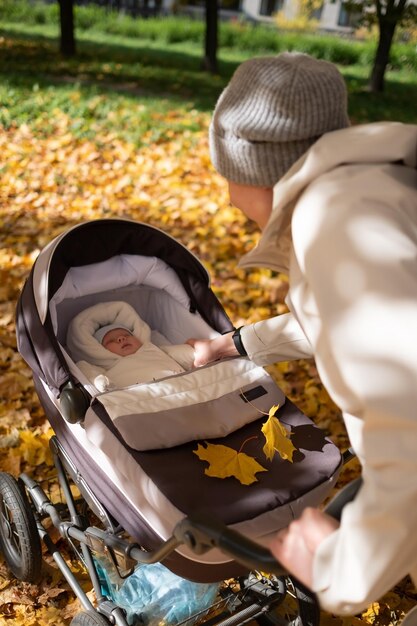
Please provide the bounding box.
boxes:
[98,325,143,357]
[66,301,195,391]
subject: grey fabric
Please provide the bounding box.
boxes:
[210,52,349,186]
[109,373,286,450]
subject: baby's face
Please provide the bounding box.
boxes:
[102,328,142,356]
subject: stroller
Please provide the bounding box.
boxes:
[1,218,355,626]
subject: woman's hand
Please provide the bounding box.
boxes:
[270,507,340,588]
[186,338,219,367]
[186,332,240,367]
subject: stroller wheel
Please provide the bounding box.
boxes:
[0,472,42,583]
[70,610,112,625]
[257,577,320,626]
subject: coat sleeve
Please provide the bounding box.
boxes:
[290,164,417,615]
[239,311,313,365]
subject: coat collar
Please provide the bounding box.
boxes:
[239,122,417,273]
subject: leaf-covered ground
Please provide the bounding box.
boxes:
[1,30,416,626]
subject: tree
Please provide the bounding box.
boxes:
[202,0,219,73]
[346,0,417,92]
[58,0,76,57]
[368,0,417,92]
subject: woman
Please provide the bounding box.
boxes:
[188,52,417,620]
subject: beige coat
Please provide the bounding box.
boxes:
[239,122,417,615]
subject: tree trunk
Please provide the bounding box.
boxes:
[202,0,219,74]
[142,0,150,18]
[132,0,139,17]
[368,18,396,92]
[58,0,76,57]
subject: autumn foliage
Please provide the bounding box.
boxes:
[0,36,416,626]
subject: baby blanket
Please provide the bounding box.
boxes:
[66,301,194,390]
[67,301,152,369]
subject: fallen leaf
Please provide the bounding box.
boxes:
[361,602,380,623]
[194,442,267,485]
[262,404,297,462]
[18,429,54,468]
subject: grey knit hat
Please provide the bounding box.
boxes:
[209,52,349,187]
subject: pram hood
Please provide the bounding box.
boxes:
[16,218,234,397]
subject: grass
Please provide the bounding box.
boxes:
[1,0,417,69]
[0,16,416,147]
[0,25,224,145]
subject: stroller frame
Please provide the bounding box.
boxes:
[0,432,357,626]
[1,434,312,626]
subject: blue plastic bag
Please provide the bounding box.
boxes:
[95,558,220,626]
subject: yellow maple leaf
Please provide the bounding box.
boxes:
[18,429,54,468]
[262,405,297,462]
[361,602,380,623]
[194,442,267,485]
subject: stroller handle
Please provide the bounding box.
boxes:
[174,515,288,577]
[173,473,362,575]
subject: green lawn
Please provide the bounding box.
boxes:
[0,20,416,148]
